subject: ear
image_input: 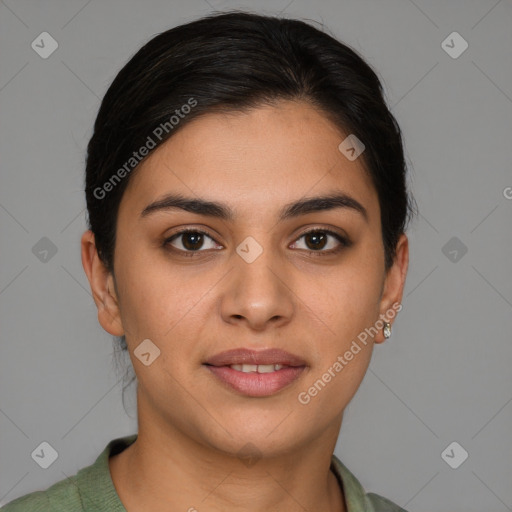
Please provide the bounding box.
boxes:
[374,233,409,344]
[81,230,124,336]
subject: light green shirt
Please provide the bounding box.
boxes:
[1,434,408,511]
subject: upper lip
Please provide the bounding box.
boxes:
[204,348,307,367]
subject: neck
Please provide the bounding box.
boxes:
[109,408,346,512]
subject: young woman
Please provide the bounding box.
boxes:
[2,10,414,512]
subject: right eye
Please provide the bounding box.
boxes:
[164,229,223,254]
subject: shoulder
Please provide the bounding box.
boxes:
[0,474,82,511]
[1,434,137,512]
[331,454,409,512]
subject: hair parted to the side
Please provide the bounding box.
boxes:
[84,10,417,404]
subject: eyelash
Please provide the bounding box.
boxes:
[163,227,351,258]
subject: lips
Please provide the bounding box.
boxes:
[204,348,307,397]
[204,348,307,367]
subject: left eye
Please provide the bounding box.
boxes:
[291,230,347,252]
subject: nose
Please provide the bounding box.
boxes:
[219,245,295,332]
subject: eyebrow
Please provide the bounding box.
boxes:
[140,192,368,223]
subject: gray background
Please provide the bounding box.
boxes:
[1,0,511,510]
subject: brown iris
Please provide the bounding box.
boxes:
[182,232,205,250]
[304,231,327,250]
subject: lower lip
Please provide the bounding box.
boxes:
[205,365,306,397]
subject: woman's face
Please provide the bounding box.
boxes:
[86,99,408,457]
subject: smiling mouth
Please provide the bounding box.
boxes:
[203,348,307,397]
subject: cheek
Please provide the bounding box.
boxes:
[296,329,373,420]
[299,252,383,411]
[299,260,382,342]
[115,268,169,337]
[114,253,219,354]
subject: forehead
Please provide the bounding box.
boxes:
[120,100,379,223]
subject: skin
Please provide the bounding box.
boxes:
[81,99,408,512]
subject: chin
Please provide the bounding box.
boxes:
[199,416,308,460]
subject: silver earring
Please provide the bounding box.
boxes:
[383,322,391,339]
